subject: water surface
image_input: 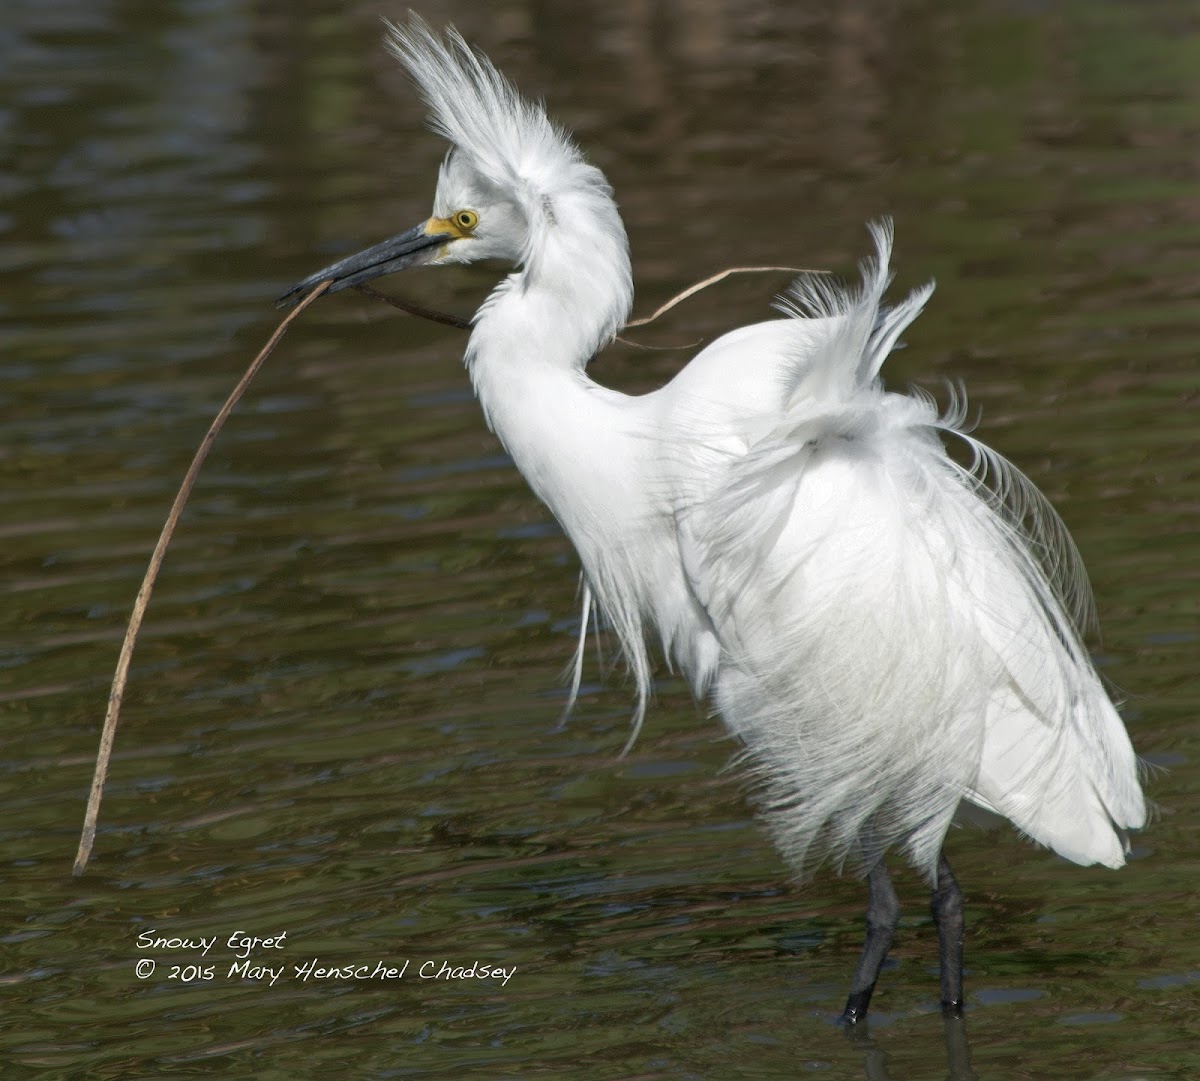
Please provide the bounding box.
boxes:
[2,1,1197,1078]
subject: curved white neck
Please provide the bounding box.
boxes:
[461,197,638,542]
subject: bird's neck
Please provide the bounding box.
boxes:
[462,207,638,537]
[465,193,633,435]
[467,188,632,373]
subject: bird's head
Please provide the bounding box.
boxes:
[278,17,625,309]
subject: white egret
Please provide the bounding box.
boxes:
[280,19,1146,1024]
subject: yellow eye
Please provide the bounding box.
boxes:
[454,209,478,231]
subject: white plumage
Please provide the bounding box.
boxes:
[282,18,1146,1022]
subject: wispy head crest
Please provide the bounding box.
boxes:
[383,16,584,215]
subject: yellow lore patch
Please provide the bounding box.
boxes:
[424,210,478,240]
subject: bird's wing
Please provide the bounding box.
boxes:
[668,223,1143,878]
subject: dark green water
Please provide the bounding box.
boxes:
[2,2,1197,1078]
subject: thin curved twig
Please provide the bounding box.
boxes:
[74,261,827,872]
[72,280,332,876]
[356,264,825,346]
[352,281,471,329]
[622,265,823,328]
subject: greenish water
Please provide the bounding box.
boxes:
[2,1,1197,1078]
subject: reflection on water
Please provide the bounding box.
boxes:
[3,0,1198,1078]
[847,1016,978,1081]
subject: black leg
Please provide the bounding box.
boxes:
[931,851,965,1016]
[839,859,901,1025]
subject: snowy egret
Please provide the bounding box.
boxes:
[280,19,1146,1024]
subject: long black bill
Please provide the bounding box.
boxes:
[276,222,454,308]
